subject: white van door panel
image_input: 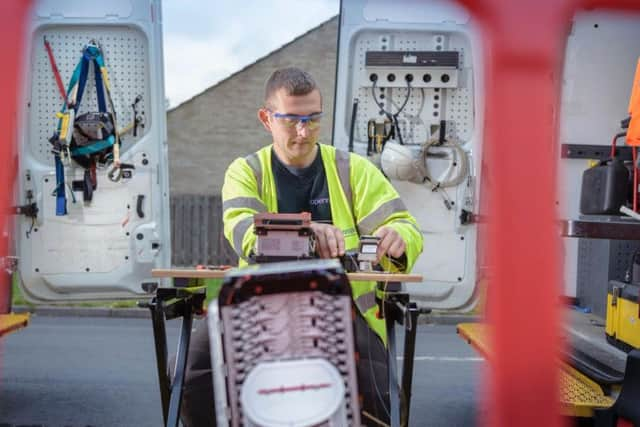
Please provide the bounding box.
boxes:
[334,0,483,310]
[16,0,170,302]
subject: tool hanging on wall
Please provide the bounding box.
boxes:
[107,94,144,182]
[43,37,67,104]
[131,94,145,137]
[48,39,122,215]
[367,118,393,156]
[370,74,412,145]
[348,98,358,152]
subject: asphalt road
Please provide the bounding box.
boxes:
[0,316,484,427]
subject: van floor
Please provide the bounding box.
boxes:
[564,309,627,381]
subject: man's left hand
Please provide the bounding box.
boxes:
[373,226,406,264]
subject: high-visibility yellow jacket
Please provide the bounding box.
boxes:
[222,143,423,341]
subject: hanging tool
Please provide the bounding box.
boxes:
[367,119,375,156]
[48,39,122,213]
[43,36,67,104]
[107,162,136,182]
[131,94,145,137]
[348,98,358,152]
[367,118,393,155]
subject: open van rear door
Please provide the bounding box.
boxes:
[332,0,483,310]
[14,0,171,302]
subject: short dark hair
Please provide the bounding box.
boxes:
[264,67,319,108]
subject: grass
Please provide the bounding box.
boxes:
[11,273,224,309]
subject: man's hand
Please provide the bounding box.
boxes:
[374,226,406,263]
[310,222,345,259]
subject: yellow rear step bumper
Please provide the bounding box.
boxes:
[0,312,30,337]
[457,322,615,417]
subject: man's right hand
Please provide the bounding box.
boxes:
[310,222,345,259]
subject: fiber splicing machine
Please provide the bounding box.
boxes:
[150,212,425,427]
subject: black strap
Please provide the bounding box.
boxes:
[83,168,94,202]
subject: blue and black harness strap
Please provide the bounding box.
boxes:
[51,41,117,215]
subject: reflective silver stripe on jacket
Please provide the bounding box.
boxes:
[357,197,407,235]
[232,216,253,257]
[335,149,352,207]
[354,291,377,313]
[223,197,266,213]
[394,218,422,235]
[245,153,262,198]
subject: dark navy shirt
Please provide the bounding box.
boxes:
[271,146,332,223]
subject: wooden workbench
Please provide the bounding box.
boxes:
[152,268,423,283]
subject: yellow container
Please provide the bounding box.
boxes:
[606,281,640,351]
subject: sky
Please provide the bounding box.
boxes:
[161,0,340,109]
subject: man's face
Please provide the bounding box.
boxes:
[258,88,322,167]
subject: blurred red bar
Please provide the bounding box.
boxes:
[455,0,640,425]
[0,1,32,314]
[456,0,569,425]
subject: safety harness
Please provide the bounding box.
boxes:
[49,40,121,215]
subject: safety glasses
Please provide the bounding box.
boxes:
[268,110,323,130]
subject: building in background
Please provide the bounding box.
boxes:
[167,17,338,265]
[168,17,338,196]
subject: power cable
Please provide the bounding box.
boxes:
[371,78,412,145]
[419,136,469,189]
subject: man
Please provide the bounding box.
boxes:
[178,67,423,426]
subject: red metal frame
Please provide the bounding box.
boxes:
[454,0,640,426]
[0,2,31,316]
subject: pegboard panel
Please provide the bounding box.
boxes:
[349,30,474,145]
[353,85,431,145]
[29,25,150,166]
[611,240,640,281]
[445,84,473,142]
